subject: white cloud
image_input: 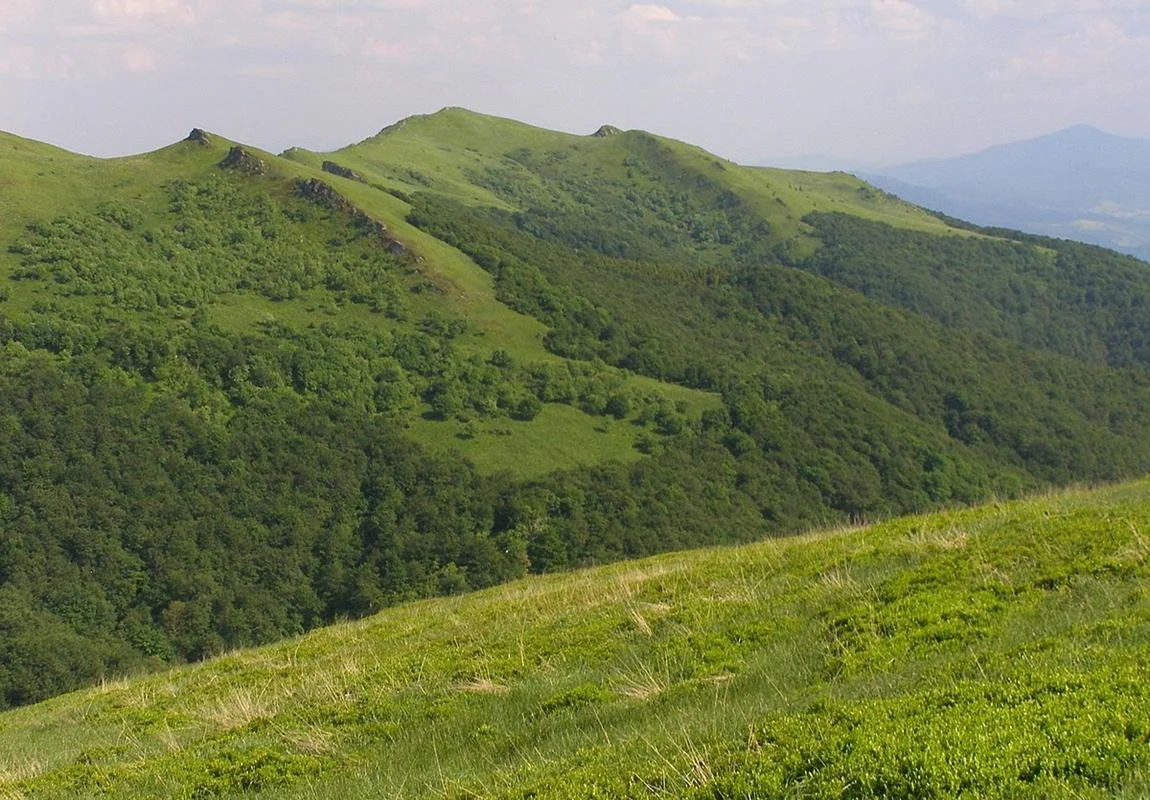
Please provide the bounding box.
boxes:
[961,0,1004,18]
[619,3,688,58]
[0,0,42,33]
[624,4,682,24]
[89,0,194,22]
[362,36,425,61]
[0,44,76,79]
[871,0,939,41]
[2,0,1149,164]
[238,62,295,78]
[273,0,427,8]
[995,14,1149,88]
[120,42,157,70]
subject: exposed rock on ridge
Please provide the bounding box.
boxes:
[294,178,408,256]
[218,146,267,175]
[322,161,367,183]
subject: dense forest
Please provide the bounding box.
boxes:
[801,212,1150,368]
[2,118,1150,707]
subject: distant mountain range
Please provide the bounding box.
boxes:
[856,126,1150,261]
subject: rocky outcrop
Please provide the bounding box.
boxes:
[293,178,408,257]
[218,146,267,175]
[592,124,623,138]
[295,177,351,211]
[186,128,211,146]
[321,160,366,183]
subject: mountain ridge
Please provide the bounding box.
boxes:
[4,107,1150,714]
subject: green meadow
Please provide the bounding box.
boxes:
[1,480,1147,798]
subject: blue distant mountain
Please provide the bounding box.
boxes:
[862,126,1150,261]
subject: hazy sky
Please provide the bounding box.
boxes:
[2,0,1148,166]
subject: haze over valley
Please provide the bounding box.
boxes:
[860,125,1150,262]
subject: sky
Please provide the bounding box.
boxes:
[2,0,1149,167]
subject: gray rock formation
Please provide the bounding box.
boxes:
[322,161,366,183]
[218,146,267,175]
[293,178,408,256]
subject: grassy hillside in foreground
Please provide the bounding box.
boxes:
[2,480,1148,799]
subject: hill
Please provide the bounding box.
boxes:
[1,480,1148,798]
[4,109,1150,708]
[864,125,1150,261]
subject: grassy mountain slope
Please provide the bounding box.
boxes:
[2,480,1148,798]
[376,112,1150,492]
[0,128,549,359]
[287,107,962,247]
[0,126,734,707]
[5,109,1150,710]
[0,127,706,472]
